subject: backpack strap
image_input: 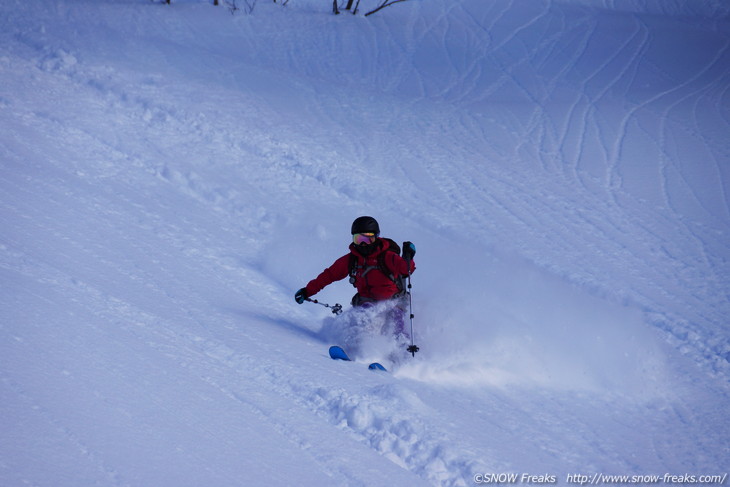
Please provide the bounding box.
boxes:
[348,239,406,295]
[379,250,406,295]
[348,253,380,286]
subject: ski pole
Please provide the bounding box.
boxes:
[306,297,343,315]
[405,258,419,357]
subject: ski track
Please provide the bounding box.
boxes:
[0,247,412,484]
[0,249,479,486]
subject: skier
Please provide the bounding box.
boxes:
[294,216,416,337]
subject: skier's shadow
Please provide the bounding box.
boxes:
[219,306,325,343]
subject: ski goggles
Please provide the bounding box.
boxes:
[353,233,377,245]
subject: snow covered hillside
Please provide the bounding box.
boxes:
[1,0,729,485]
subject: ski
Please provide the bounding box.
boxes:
[329,346,388,372]
[328,345,351,361]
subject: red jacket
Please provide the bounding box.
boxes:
[305,239,415,301]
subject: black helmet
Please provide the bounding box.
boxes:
[351,216,380,235]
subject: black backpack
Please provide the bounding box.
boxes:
[348,238,407,296]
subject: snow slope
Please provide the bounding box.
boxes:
[1,0,729,485]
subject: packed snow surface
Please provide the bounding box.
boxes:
[1,0,729,485]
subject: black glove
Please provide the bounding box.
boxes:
[295,288,308,304]
[402,241,416,260]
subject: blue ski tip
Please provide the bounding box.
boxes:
[368,362,387,372]
[329,345,351,361]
